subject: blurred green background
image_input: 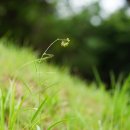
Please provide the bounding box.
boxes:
[0,0,130,85]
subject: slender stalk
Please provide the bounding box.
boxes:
[40,38,69,61]
[42,39,59,56]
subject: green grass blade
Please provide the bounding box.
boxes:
[92,67,102,86]
[4,86,11,109]
[10,98,24,130]
[47,120,65,130]
[0,89,5,130]
[29,116,45,130]
[8,80,15,130]
[21,79,32,94]
[31,97,47,123]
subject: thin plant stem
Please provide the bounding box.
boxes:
[40,38,69,61]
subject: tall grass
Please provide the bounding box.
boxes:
[0,40,130,130]
[0,38,70,130]
[0,80,65,130]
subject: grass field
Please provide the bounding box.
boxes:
[0,40,130,130]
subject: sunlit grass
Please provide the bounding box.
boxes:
[0,40,130,130]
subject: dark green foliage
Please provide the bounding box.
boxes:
[52,5,130,83]
[0,0,57,45]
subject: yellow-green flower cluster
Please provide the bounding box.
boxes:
[61,38,70,47]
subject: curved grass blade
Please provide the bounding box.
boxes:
[31,97,47,123]
[47,120,65,130]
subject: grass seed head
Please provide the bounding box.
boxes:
[61,38,70,47]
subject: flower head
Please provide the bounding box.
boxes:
[61,38,70,47]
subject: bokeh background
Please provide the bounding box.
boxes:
[0,0,130,86]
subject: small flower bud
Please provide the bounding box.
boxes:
[61,38,70,47]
